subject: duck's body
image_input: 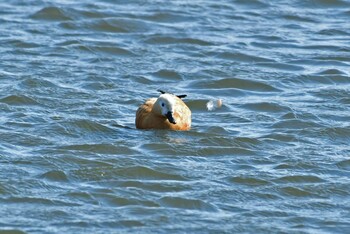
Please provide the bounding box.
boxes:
[135,91,191,130]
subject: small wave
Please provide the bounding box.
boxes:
[318,28,350,36]
[0,229,26,234]
[192,77,281,92]
[279,186,316,197]
[116,220,144,228]
[87,19,129,33]
[302,44,346,52]
[55,40,82,47]
[234,0,270,9]
[300,0,350,8]
[72,165,187,182]
[60,18,144,33]
[280,183,350,199]
[239,102,291,113]
[282,73,350,87]
[19,78,57,89]
[40,170,69,182]
[117,166,188,181]
[272,119,323,130]
[319,126,350,144]
[214,51,274,63]
[227,176,270,186]
[197,146,257,156]
[31,6,72,21]
[92,46,135,56]
[0,95,39,106]
[316,68,348,75]
[0,183,19,196]
[139,12,195,23]
[312,55,350,63]
[60,143,136,155]
[143,35,213,46]
[118,180,188,193]
[158,196,218,211]
[74,8,109,19]
[261,133,299,144]
[336,159,350,170]
[1,132,51,147]
[92,192,158,207]
[3,196,77,206]
[282,13,319,23]
[85,18,150,33]
[72,44,135,57]
[62,191,99,205]
[79,81,116,91]
[62,119,115,134]
[274,162,318,170]
[311,87,350,103]
[6,39,40,49]
[255,62,304,71]
[128,75,153,85]
[250,41,300,50]
[148,69,183,81]
[203,126,230,135]
[274,175,325,184]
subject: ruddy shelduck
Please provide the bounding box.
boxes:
[135,90,191,130]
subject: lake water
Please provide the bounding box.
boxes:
[1,0,350,233]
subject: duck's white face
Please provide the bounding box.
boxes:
[157,94,176,124]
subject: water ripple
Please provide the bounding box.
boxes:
[31,6,73,21]
[158,196,218,211]
[59,143,136,155]
[0,95,39,106]
[40,170,69,182]
[1,0,350,233]
[192,77,281,92]
[143,35,214,46]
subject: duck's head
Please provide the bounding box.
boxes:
[154,93,177,124]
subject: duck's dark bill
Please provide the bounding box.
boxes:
[165,111,176,124]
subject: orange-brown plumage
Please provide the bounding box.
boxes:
[135,92,191,130]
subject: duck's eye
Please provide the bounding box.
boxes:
[161,103,165,107]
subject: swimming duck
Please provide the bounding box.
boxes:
[135,90,191,130]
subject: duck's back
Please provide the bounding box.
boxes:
[135,98,156,129]
[172,98,191,130]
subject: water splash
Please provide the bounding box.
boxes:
[206,99,222,111]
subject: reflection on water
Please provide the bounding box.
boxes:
[1,0,350,233]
